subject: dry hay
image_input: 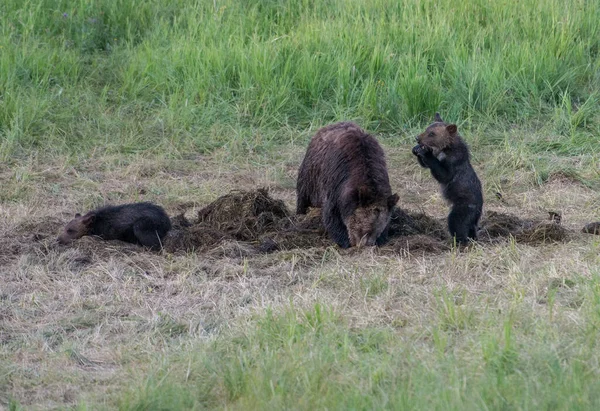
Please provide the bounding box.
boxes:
[478,211,569,244]
[388,208,448,240]
[0,216,65,266]
[478,211,527,239]
[516,221,569,244]
[165,189,321,254]
[165,194,452,255]
[258,229,331,252]
[163,225,232,253]
[196,188,291,240]
[163,189,325,254]
[582,222,600,235]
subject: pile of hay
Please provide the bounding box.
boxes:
[478,211,569,244]
[14,191,573,261]
[388,208,448,240]
[164,189,330,253]
[197,188,291,240]
[164,189,293,253]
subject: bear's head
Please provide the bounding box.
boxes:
[344,190,399,247]
[57,212,95,244]
[416,113,458,156]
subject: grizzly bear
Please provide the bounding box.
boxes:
[297,122,399,248]
[412,113,483,245]
[57,202,171,250]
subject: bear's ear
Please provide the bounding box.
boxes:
[446,124,458,136]
[434,112,444,122]
[81,213,95,226]
[75,213,82,218]
[387,193,399,209]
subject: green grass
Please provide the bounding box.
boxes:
[1,0,599,160]
[119,300,600,410]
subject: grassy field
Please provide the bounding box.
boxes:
[2,0,600,409]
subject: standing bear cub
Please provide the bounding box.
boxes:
[58,202,171,250]
[297,122,399,248]
[412,113,483,245]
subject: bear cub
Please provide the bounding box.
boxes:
[412,113,483,245]
[297,122,399,248]
[58,202,171,250]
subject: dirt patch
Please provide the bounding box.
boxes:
[163,225,233,253]
[478,211,569,244]
[0,217,65,266]
[258,229,331,252]
[3,192,577,269]
[162,190,454,256]
[388,208,448,240]
[151,195,573,256]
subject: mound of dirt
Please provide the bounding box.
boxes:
[478,211,569,244]
[517,221,569,244]
[388,208,448,240]
[170,213,192,229]
[292,207,325,231]
[163,226,232,253]
[196,188,291,241]
[3,191,576,268]
[478,211,527,239]
[164,189,295,253]
[166,195,454,255]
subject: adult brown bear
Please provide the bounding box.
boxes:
[296,122,399,248]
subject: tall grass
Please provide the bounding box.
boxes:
[1,0,599,158]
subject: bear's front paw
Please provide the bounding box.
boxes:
[412,144,430,157]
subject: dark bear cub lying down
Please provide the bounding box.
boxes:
[412,113,483,245]
[297,122,399,248]
[57,202,171,250]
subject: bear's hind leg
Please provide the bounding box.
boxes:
[133,218,163,250]
[448,205,472,245]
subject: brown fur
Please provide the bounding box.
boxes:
[412,113,483,244]
[297,122,399,248]
[58,202,171,250]
[416,113,455,156]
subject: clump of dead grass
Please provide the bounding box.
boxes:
[149,191,576,256]
[0,216,64,266]
[479,211,570,245]
[164,190,330,254]
[378,235,451,256]
[388,208,448,240]
[196,188,291,240]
